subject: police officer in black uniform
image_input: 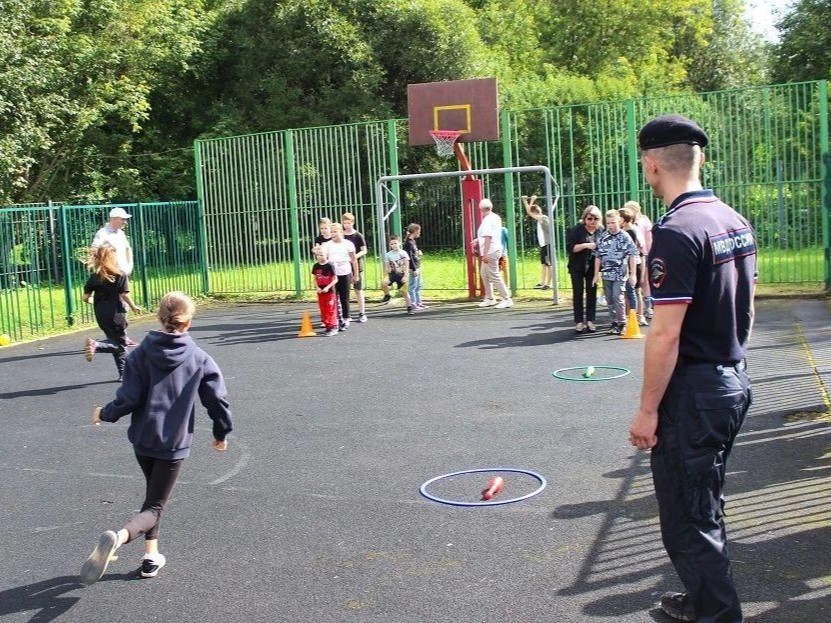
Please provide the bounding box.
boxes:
[629,115,756,623]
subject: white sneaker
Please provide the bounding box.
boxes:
[80,530,119,585]
[140,552,166,578]
[478,299,497,307]
[495,299,514,309]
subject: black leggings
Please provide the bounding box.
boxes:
[335,274,352,322]
[95,312,128,376]
[570,269,597,323]
[124,454,183,542]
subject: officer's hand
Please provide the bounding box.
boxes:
[629,408,658,450]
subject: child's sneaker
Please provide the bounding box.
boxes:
[358,313,367,323]
[407,306,415,315]
[85,338,97,362]
[140,553,166,578]
[478,298,497,307]
[638,315,649,326]
[381,294,391,303]
[325,328,338,336]
[495,299,514,309]
[416,303,428,310]
[608,323,620,335]
[80,530,119,585]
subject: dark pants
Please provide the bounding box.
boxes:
[124,454,184,542]
[569,269,597,323]
[335,274,351,322]
[94,312,128,376]
[651,360,751,623]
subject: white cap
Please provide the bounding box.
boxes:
[108,207,132,219]
[479,199,493,210]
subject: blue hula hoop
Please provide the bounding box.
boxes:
[420,467,547,507]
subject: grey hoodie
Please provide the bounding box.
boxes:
[100,330,233,460]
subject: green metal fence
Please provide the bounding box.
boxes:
[3,81,830,341]
[195,80,831,295]
[0,201,202,342]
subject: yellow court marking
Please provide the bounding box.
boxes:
[795,321,831,415]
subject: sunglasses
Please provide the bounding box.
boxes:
[584,215,599,221]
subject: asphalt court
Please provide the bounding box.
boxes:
[0,298,829,622]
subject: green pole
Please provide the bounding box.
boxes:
[818,80,830,291]
[194,139,211,294]
[135,202,150,306]
[58,203,75,325]
[286,130,303,298]
[626,99,640,201]
[386,119,402,236]
[501,109,519,290]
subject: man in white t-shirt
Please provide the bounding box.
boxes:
[91,207,134,276]
[473,199,512,309]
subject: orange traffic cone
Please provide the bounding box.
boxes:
[298,311,316,338]
[621,309,644,339]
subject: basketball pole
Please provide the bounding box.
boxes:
[455,141,484,299]
[376,165,561,305]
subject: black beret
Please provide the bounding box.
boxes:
[638,114,709,151]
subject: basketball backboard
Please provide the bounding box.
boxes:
[407,78,499,146]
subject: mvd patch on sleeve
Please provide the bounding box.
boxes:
[710,228,756,265]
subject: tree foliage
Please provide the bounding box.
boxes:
[773,0,831,83]
[0,0,785,204]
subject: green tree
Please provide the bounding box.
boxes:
[773,0,831,83]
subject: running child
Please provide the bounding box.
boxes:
[81,292,232,584]
[83,244,141,381]
[312,245,339,336]
[380,235,411,307]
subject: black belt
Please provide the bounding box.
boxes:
[677,356,746,372]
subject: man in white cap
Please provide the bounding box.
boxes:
[91,207,134,276]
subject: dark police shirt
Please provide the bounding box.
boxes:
[647,190,757,364]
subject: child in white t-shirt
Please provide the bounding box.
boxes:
[323,223,358,330]
[381,235,411,307]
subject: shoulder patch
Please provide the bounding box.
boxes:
[650,257,667,289]
[710,227,756,265]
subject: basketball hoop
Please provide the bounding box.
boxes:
[429,130,461,157]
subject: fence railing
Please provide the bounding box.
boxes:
[2,81,829,340]
[0,201,202,342]
[195,80,831,295]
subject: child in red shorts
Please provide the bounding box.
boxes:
[312,245,338,336]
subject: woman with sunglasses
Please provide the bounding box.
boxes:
[566,205,603,333]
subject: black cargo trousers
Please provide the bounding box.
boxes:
[651,359,751,623]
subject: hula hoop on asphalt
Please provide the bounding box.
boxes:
[420,467,547,507]
[552,365,631,381]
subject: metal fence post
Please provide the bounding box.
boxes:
[57,203,75,325]
[626,99,640,201]
[194,139,211,294]
[134,202,150,306]
[500,110,519,289]
[386,119,402,236]
[285,130,303,298]
[818,80,830,291]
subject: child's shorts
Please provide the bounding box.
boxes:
[387,272,406,289]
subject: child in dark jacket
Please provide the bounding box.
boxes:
[83,244,141,380]
[80,291,233,585]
